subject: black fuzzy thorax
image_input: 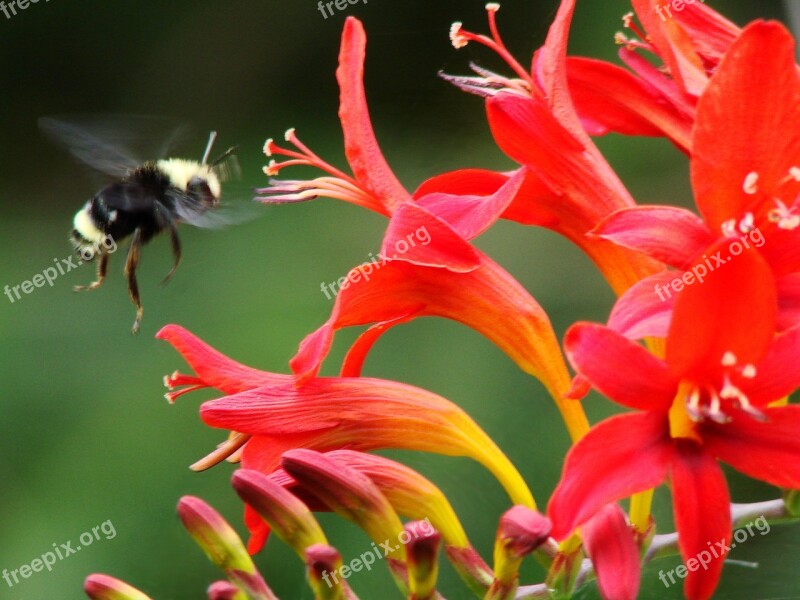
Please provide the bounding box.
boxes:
[88,163,176,244]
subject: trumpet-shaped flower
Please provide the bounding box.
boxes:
[549,243,800,600]
[158,324,533,554]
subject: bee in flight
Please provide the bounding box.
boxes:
[40,116,240,334]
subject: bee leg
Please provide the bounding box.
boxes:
[74,252,109,292]
[125,228,144,335]
[160,224,181,285]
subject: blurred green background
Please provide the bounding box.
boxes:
[1,1,797,598]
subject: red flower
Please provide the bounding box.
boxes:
[548,242,800,600]
[568,0,741,152]
[594,20,800,339]
[255,16,590,438]
[439,2,661,295]
[157,324,534,554]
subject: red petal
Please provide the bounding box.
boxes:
[486,92,659,293]
[337,18,411,213]
[412,168,558,228]
[548,412,672,539]
[581,504,640,600]
[672,1,740,65]
[631,0,708,96]
[777,273,800,330]
[415,169,525,240]
[666,239,777,380]
[290,256,572,403]
[669,442,730,600]
[567,56,692,151]
[531,0,581,138]
[381,202,480,272]
[156,325,291,395]
[744,326,800,405]
[703,405,800,489]
[692,21,800,231]
[413,168,509,199]
[564,323,676,411]
[592,206,714,269]
[607,271,676,340]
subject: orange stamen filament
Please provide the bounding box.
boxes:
[450,6,534,87]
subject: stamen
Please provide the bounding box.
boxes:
[741,364,757,379]
[686,386,702,421]
[721,351,737,367]
[743,171,759,195]
[162,371,209,404]
[719,375,764,420]
[622,12,648,42]
[448,8,533,86]
[450,22,469,49]
[739,212,755,233]
[190,433,251,472]
[768,199,800,230]
[790,166,800,182]
[704,389,730,424]
[721,218,738,238]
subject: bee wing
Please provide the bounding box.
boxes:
[39,115,191,178]
[166,187,263,230]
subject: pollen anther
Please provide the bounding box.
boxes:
[743,172,759,195]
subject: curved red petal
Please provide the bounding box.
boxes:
[337,17,411,213]
[777,273,800,330]
[581,504,640,600]
[567,56,692,151]
[670,442,730,600]
[381,202,481,272]
[666,239,777,380]
[744,325,800,405]
[156,325,289,395]
[564,323,676,411]
[672,1,740,65]
[592,206,714,269]
[548,412,673,539]
[703,405,800,489]
[607,271,676,340]
[631,0,708,96]
[415,169,525,241]
[290,256,572,403]
[413,168,509,199]
[486,91,659,294]
[692,21,800,231]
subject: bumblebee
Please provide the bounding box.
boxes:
[41,117,238,333]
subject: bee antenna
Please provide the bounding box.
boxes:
[201,130,218,165]
[210,145,239,167]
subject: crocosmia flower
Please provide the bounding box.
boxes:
[82,3,800,600]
